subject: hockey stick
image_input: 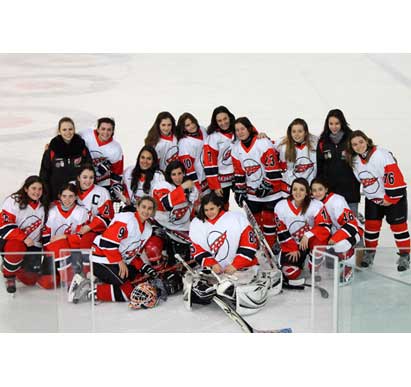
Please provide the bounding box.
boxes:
[242,202,329,298]
[175,254,292,333]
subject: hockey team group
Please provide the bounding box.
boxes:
[0,106,410,321]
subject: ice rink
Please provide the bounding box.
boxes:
[1,53,410,333]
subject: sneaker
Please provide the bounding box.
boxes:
[396,253,410,272]
[67,273,84,302]
[73,278,92,304]
[361,251,376,268]
[5,277,16,294]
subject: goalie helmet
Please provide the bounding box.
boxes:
[129,282,159,310]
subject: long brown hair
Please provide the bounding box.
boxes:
[346,130,376,167]
[280,118,315,163]
[289,178,311,215]
[144,112,176,147]
[176,112,200,140]
[197,192,224,222]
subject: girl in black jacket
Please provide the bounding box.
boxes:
[40,117,92,201]
[316,109,361,216]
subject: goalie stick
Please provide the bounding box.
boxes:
[175,254,292,333]
[242,202,329,299]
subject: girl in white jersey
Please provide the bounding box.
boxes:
[1,176,48,293]
[39,183,90,289]
[123,145,165,205]
[144,112,179,173]
[346,130,410,271]
[176,112,209,194]
[274,118,318,196]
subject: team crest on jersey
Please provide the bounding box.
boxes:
[55,223,73,236]
[358,171,379,194]
[243,159,262,182]
[293,157,314,178]
[221,147,232,166]
[121,240,145,260]
[289,220,311,242]
[19,215,42,239]
[207,230,230,261]
[169,205,189,224]
[166,146,179,164]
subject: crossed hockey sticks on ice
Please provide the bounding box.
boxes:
[242,202,329,299]
[174,254,292,334]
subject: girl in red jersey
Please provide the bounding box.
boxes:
[123,145,165,205]
[274,118,318,196]
[231,117,283,248]
[39,183,90,289]
[346,130,410,271]
[144,112,179,173]
[176,112,209,194]
[1,176,48,293]
[274,178,331,282]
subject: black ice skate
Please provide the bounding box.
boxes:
[396,253,410,272]
[5,277,16,294]
[361,251,376,268]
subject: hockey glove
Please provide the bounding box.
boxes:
[162,272,183,295]
[255,180,273,198]
[97,159,112,176]
[109,183,124,201]
[141,264,158,278]
[234,189,247,207]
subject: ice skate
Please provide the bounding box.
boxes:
[360,250,375,268]
[5,277,16,294]
[67,273,84,302]
[396,253,410,272]
[72,277,92,304]
[339,263,353,286]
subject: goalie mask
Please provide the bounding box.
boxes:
[129,282,159,310]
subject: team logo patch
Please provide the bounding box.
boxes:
[55,223,73,236]
[166,146,179,164]
[207,230,230,262]
[243,159,262,182]
[169,205,190,224]
[358,171,379,195]
[221,147,232,166]
[293,156,314,178]
[19,215,42,239]
[289,220,311,242]
[121,240,145,261]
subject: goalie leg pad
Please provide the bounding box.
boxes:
[235,281,269,316]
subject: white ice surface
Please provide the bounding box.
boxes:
[0,54,410,332]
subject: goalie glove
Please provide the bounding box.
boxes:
[255,179,273,198]
[109,183,124,201]
[96,159,112,176]
[141,263,158,278]
[234,188,247,208]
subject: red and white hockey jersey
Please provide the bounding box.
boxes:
[274,134,318,194]
[42,202,90,246]
[123,167,165,204]
[79,128,124,188]
[203,130,236,190]
[178,126,208,192]
[189,210,258,270]
[77,184,114,233]
[91,211,152,265]
[155,134,179,172]
[152,180,200,231]
[352,146,407,205]
[231,136,283,202]
[322,192,363,243]
[0,196,45,248]
[274,198,331,252]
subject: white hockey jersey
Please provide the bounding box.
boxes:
[274,198,331,252]
[91,211,152,265]
[0,196,45,248]
[155,134,179,172]
[77,184,114,232]
[42,202,90,245]
[152,179,200,231]
[274,134,318,194]
[352,146,407,205]
[79,128,124,188]
[189,211,258,270]
[178,126,208,192]
[203,130,236,189]
[123,167,165,204]
[231,136,283,202]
